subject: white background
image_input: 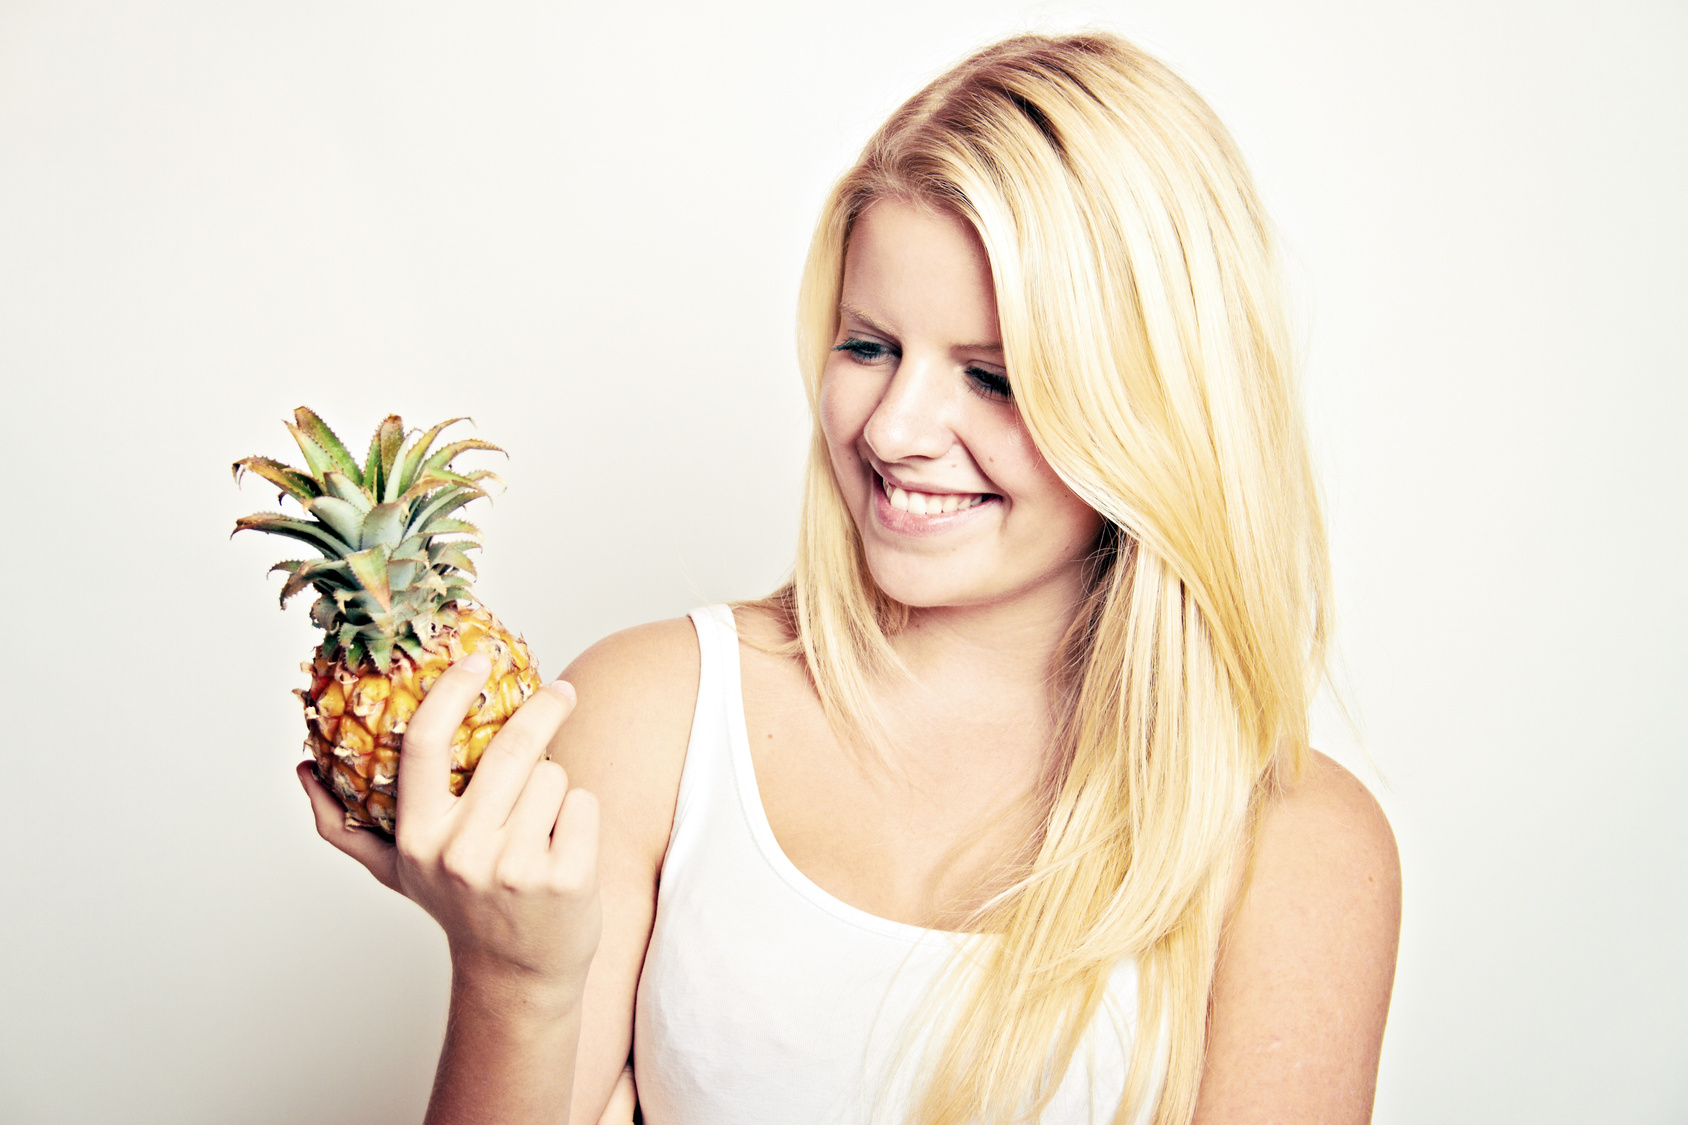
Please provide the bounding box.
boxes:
[2,1,1683,1122]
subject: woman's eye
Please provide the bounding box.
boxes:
[833,338,896,364]
[967,367,1013,402]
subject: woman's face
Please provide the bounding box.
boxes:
[820,198,1104,614]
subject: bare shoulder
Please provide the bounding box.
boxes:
[1193,752,1402,1123]
[1255,751,1400,900]
[547,616,701,869]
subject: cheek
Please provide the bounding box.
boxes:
[1001,430,1104,545]
[819,364,872,474]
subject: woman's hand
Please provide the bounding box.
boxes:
[299,652,603,1000]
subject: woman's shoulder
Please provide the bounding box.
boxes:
[1254,751,1400,897]
[1269,753,1397,864]
[545,615,704,865]
[1237,751,1400,959]
[1196,753,1401,1118]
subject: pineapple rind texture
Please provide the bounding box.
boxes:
[299,603,543,835]
[236,408,539,837]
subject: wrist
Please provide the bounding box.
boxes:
[448,948,586,1022]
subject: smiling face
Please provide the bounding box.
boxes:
[820,198,1105,614]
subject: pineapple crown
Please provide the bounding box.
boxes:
[233,407,504,672]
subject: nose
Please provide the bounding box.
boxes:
[862,355,958,464]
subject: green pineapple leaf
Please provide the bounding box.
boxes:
[232,457,320,505]
[407,485,486,537]
[322,471,373,513]
[273,557,354,605]
[362,415,404,499]
[292,407,364,484]
[426,518,482,540]
[345,544,394,611]
[420,439,506,477]
[283,423,338,482]
[366,631,394,673]
[360,501,408,551]
[305,496,367,549]
[430,543,478,578]
[234,513,353,557]
[392,417,471,498]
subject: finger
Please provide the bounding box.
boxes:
[503,758,570,843]
[596,1064,637,1125]
[298,761,400,890]
[547,785,600,880]
[453,679,576,835]
[396,651,492,828]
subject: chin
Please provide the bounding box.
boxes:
[861,553,990,611]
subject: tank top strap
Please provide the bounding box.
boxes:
[666,604,743,869]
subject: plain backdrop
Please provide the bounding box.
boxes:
[1,1,1684,1122]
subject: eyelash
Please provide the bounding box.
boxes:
[832,337,1013,403]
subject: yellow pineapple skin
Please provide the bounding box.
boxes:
[298,603,543,835]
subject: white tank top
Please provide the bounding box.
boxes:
[632,606,1160,1124]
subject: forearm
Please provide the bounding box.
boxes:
[424,965,584,1125]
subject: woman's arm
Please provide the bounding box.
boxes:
[301,619,697,1125]
[548,619,698,1122]
[1192,752,1403,1123]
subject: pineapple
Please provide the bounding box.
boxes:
[234,407,543,835]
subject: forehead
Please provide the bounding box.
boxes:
[841,199,1000,341]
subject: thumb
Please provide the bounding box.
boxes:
[300,760,400,891]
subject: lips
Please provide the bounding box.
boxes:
[870,470,999,535]
[882,475,990,514]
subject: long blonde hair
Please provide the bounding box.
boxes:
[769,31,1330,1124]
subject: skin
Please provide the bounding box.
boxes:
[304,197,1401,1123]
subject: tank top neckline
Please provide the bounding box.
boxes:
[697,604,973,946]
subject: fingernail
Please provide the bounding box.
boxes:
[545,679,577,705]
[462,652,491,675]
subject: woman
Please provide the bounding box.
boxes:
[301,31,1401,1124]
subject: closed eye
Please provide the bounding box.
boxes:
[966,366,1012,402]
[833,337,899,364]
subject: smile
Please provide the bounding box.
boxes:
[872,472,999,535]
[883,476,990,514]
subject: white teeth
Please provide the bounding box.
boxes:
[882,476,986,516]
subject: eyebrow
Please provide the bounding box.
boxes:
[837,303,1004,355]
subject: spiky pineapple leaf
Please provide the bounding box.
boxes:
[393,417,470,497]
[345,545,393,610]
[394,466,487,507]
[363,415,404,499]
[430,544,478,577]
[322,471,373,513]
[426,518,482,540]
[234,513,353,557]
[387,558,420,592]
[293,407,364,484]
[283,423,338,482]
[390,535,431,564]
[407,485,486,537]
[305,496,367,548]
[366,631,394,673]
[310,595,338,630]
[272,557,354,605]
[420,439,506,477]
[232,457,320,505]
[360,502,408,550]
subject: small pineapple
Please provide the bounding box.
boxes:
[235,408,543,835]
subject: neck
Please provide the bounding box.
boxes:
[882,576,1088,740]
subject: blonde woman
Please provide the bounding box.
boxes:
[301,31,1401,1125]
